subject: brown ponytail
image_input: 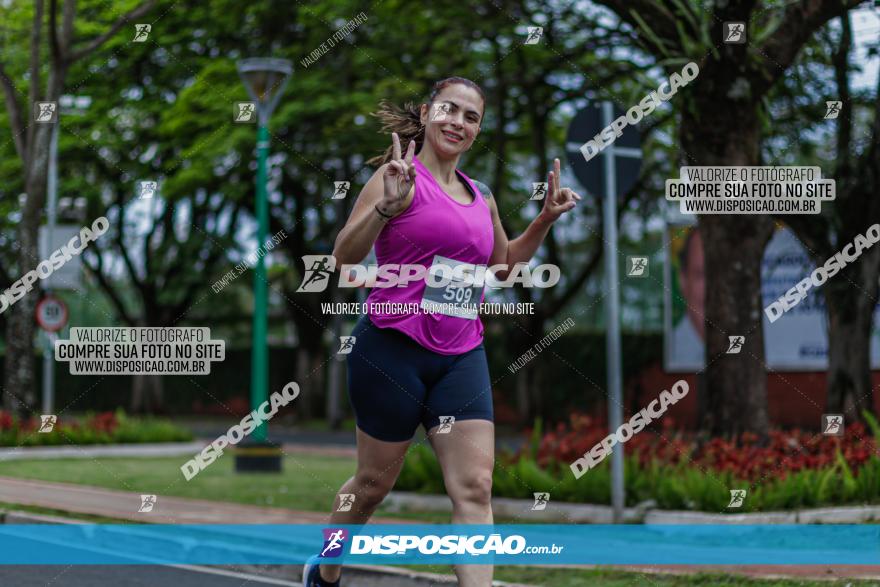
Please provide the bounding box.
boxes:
[366,76,486,167]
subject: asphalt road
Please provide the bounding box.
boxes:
[0,536,461,587]
[0,565,302,587]
[0,564,466,587]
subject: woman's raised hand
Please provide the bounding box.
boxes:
[540,158,581,223]
[380,132,417,217]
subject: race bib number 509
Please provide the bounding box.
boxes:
[420,255,484,320]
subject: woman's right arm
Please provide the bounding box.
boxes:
[332,133,417,265]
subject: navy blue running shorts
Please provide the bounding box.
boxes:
[345,313,494,442]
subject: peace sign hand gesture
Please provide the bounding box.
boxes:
[540,158,581,223]
[380,132,417,218]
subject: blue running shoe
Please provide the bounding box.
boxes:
[302,554,340,587]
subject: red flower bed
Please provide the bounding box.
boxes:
[528,412,878,482]
[0,411,119,436]
[87,412,119,434]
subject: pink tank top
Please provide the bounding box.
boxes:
[366,155,495,355]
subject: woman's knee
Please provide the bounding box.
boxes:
[352,470,396,506]
[448,470,493,506]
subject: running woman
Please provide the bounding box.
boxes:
[303,76,580,587]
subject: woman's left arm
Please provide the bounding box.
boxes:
[485,158,581,280]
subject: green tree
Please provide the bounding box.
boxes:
[0,0,156,416]
[594,0,864,438]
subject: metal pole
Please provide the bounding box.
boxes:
[250,123,270,442]
[42,124,60,415]
[601,101,625,523]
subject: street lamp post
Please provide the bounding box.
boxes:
[42,95,91,415]
[235,58,291,473]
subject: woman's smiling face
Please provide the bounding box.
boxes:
[420,83,484,157]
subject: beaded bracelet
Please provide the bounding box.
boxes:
[374,204,393,221]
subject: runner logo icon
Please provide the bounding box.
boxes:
[138,494,157,512]
[138,180,158,199]
[38,415,57,433]
[726,336,745,354]
[524,27,543,44]
[320,528,348,558]
[133,24,151,42]
[824,101,842,119]
[333,181,350,199]
[35,102,57,123]
[530,182,547,200]
[337,336,356,355]
[337,494,355,512]
[531,492,549,511]
[234,102,256,123]
[627,256,648,277]
[822,414,844,436]
[727,489,747,508]
[437,416,455,434]
[297,255,337,292]
[723,22,745,44]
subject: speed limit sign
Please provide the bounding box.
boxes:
[36,296,68,332]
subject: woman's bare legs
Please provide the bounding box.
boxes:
[319,427,411,582]
[429,419,495,587]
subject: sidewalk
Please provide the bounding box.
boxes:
[0,476,407,525]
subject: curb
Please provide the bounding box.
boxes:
[383,492,648,523]
[385,491,880,524]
